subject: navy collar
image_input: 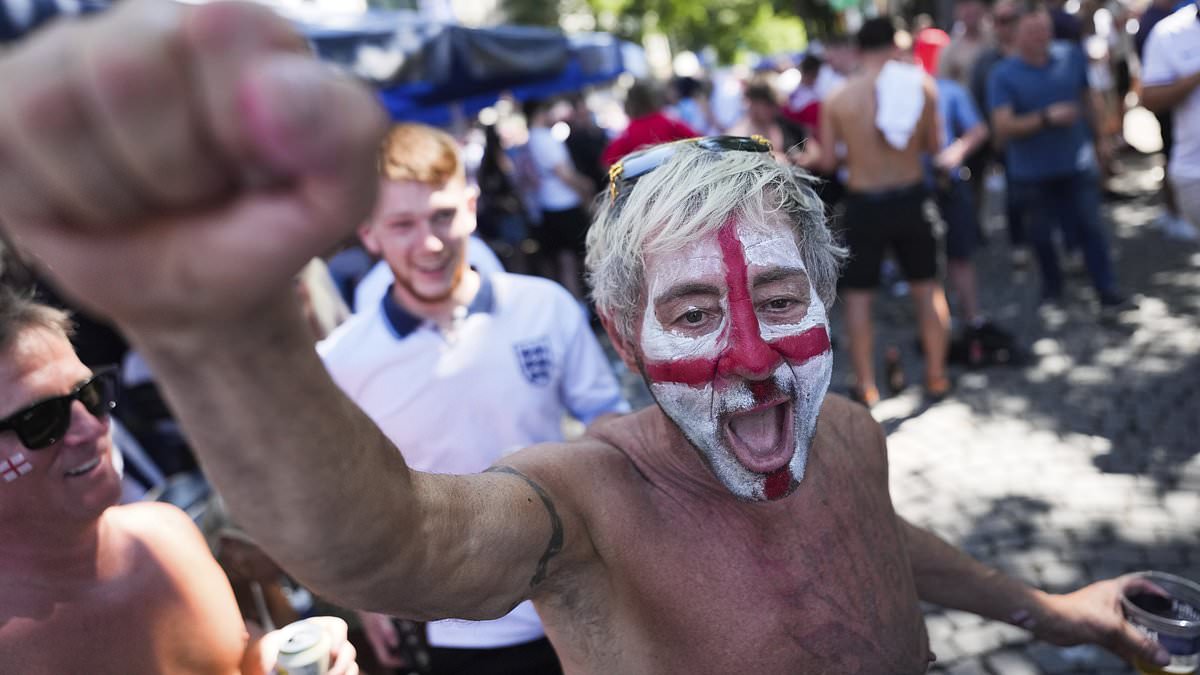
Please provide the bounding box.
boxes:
[381,271,496,339]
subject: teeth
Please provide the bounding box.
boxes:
[65,457,100,477]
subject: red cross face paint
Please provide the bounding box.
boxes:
[640,218,833,501]
[0,452,33,483]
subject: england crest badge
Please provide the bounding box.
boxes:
[514,337,554,387]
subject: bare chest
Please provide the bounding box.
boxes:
[0,572,245,675]
[545,468,932,674]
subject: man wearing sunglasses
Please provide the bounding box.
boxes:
[0,289,358,673]
[0,1,1171,673]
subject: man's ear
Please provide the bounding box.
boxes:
[464,185,479,236]
[358,223,381,257]
[599,311,640,373]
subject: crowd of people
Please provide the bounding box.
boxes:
[0,0,1196,672]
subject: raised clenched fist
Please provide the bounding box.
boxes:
[0,0,386,336]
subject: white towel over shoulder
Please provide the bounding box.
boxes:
[875,60,926,150]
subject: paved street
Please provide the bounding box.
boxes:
[876,151,1200,674]
[613,147,1199,674]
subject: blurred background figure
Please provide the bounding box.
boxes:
[669,75,719,135]
[477,123,534,273]
[601,79,699,168]
[524,97,595,301]
[1136,0,1199,241]
[988,2,1126,309]
[786,53,825,131]
[818,18,951,406]
[913,28,1019,368]
[940,0,993,87]
[564,93,610,198]
[1140,0,1200,242]
[729,81,821,170]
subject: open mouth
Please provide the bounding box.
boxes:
[64,456,101,479]
[723,399,795,474]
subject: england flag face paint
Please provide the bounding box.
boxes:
[639,218,833,501]
[1,452,33,483]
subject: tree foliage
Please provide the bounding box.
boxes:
[585,0,843,63]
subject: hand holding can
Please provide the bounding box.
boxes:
[269,616,356,675]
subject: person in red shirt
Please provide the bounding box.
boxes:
[601,80,699,168]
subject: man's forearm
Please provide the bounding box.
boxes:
[901,519,1049,629]
[1143,73,1200,113]
[132,296,421,608]
[994,110,1046,142]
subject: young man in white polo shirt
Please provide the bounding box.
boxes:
[1142,0,1200,240]
[317,123,628,674]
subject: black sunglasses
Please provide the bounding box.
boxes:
[0,367,118,450]
[607,135,773,204]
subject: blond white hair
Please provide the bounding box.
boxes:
[586,144,845,342]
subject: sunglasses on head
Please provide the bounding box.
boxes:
[0,367,118,450]
[607,135,773,204]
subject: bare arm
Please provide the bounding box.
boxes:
[936,122,989,172]
[1143,72,1200,113]
[139,300,586,618]
[921,77,943,157]
[0,0,589,621]
[900,518,1172,666]
[553,162,596,202]
[858,407,1168,669]
[991,104,1047,143]
[814,94,841,175]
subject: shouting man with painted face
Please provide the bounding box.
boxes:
[0,2,1172,673]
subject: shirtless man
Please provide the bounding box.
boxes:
[0,2,1169,673]
[818,17,952,405]
[0,288,358,674]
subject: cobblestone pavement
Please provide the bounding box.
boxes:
[613,150,1199,674]
[857,152,1199,675]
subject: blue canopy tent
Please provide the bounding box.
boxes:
[300,11,632,126]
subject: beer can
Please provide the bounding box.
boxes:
[273,619,331,675]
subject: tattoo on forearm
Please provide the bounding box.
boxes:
[485,465,564,587]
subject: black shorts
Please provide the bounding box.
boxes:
[937,179,980,261]
[535,206,590,258]
[839,183,940,289]
[1156,111,1175,161]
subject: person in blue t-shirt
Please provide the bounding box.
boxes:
[912,29,1017,366]
[987,1,1126,308]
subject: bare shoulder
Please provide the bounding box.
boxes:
[922,74,939,98]
[495,431,641,502]
[107,502,214,564]
[818,393,888,468]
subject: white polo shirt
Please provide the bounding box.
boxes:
[1143,5,1200,179]
[318,272,629,649]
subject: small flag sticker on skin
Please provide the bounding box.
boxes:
[2,453,33,483]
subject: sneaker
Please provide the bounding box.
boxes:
[1098,291,1132,309]
[847,385,881,408]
